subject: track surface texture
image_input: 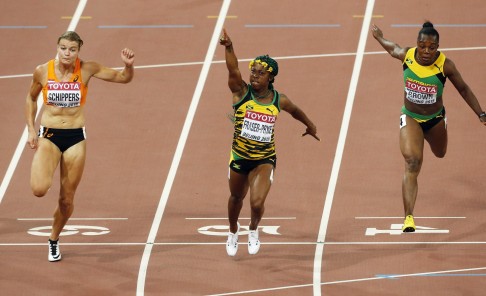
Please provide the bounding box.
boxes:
[1,0,485,295]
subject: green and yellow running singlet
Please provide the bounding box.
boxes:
[403,47,446,105]
[231,85,280,160]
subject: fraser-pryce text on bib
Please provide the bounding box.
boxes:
[241,110,276,143]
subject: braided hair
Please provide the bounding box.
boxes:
[249,55,279,90]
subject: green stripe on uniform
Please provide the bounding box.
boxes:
[401,105,443,121]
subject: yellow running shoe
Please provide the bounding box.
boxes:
[402,215,416,232]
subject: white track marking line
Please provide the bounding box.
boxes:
[0,0,88,205]
[323,241,486,245]
[17,218,128,221]
[206,266,486,296]
[355,216,466,219]
[185,217,296,220]
[313,1,375,295]
[2,241,486,247]
[0,3,482,293]
[3,46,486,80]
[135,1,231,295]
[66,0,88,31]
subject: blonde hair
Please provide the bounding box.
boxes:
[57,31,84,49]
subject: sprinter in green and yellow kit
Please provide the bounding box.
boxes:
[372,22,486,233]
[219,29,320,256]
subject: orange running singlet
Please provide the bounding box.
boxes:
[42,58,88,108]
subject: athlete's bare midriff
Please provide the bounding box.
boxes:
[40,105,86,129]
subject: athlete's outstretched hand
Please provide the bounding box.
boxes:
[219,28,232,47]
[302,125,320,141]
[480,114,486,126]
[371,24,384,39]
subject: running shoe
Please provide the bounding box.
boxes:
[248,228,260,255]
[48,239,62,262]
[402,215,416,232]
[226,222,240,256]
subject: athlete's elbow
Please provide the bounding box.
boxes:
[120,75,133,84]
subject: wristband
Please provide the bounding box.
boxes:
[479,112,486,118]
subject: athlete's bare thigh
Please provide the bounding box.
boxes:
[30,138,62,195]
[399,115,425,161]
[424,119,447,157]
[59,140,87,193]
[229,169,249,199]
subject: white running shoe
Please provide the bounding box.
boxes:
[248,228,260,255]
[226,222,240,256]
[48,239,62,262]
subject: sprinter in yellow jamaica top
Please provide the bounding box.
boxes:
[371,22,486,233]
[219,29,319,256]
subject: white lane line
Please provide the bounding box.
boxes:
[0,0,88,205]
[17,218,128,221]
[135,1,232,295]
[324,241,486,245]
[245,24,341,28]
[205,266,486,296]
[355,216,466,219]
[66,0,88,31]
[2,241,486,247]
[185,217,296,220]
[0,243,145,246]
[313,0,375,295]
[3,46,486,80]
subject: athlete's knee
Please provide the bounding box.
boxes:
[404,156,422,173]
[428,140,447,158]
[58,196,74,212]
[432,147,447,158]
[229,186,247,201]
[30,181,51,197]
[32,188,48,198]
[250,198,265,213]
[434,152,446,158]
[229,193,245,204]
[59,186,76,205]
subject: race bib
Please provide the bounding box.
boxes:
[405,78,437,104]
[240,110,275,143]
[46,81,82,108]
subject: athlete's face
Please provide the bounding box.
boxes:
[416,34,439,65]
[57,39,80,65]
[249,63,272,90]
